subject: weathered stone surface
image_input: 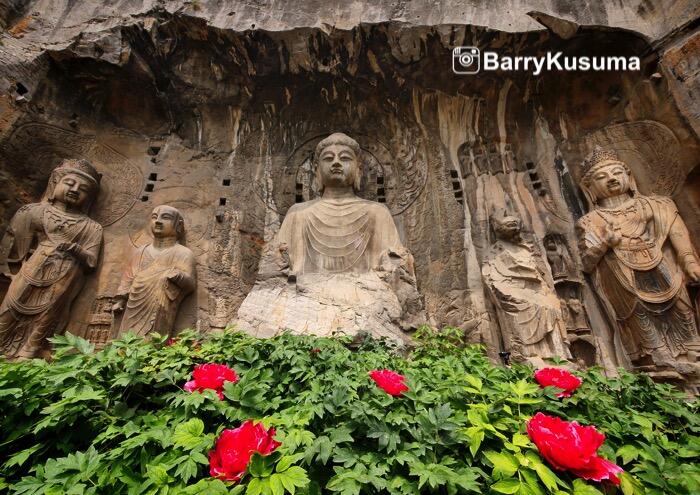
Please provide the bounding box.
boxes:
[112,205,196,338]
[576,146,700,380]
[0,1,698,383]
[0,159,102,359]
[482,208,570,363]
[236,132,425,343]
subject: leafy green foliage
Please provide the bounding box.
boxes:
[0,327,698,494]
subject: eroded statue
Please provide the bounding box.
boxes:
[0,159,103,359]
[112,205,196,337]
[482,209,571,363]
[576,146,700,375]
[236,132,425,343]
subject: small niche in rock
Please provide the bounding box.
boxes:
[15,82,28,95]
[147,146,161,156]
[222,179,231,186]
[145,183,154,192]
[148,173,158,181]
[219,198,227,206]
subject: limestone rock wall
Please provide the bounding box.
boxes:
[1,1,699,374]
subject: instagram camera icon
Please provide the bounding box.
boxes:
[453,47,480,74]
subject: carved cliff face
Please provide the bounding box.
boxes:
[1,1,699,384]
[53,173,94,210]
[150,206,180,240]
[317,144,359,191]
[588,163,632,201]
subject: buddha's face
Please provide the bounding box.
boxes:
[589,163,630,200]
[493,214,521,240]
[53,173,93,209]
[317,143,358,189]
[150,206,180,239]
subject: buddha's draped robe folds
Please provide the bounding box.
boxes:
[577,196,699,359]
[236,198,425,342]
[0,203,102,358]
[482,240,570,361]
[117,243,196,337]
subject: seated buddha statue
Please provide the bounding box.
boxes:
[236,133,425,343]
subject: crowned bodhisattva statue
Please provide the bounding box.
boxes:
[112,205,196,337]
[0,159,103,359]
[236,133,425,342]
[576,146,700,375]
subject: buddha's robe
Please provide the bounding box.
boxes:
[577,196,699,360]
[117,243,196,337]
[237,197,425,342]
[0,203,102,358]
[482,240,570,360]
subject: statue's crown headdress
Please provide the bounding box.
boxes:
[582,146,624,179]
[55,159,102,186]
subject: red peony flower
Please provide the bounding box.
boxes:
[209,420,282,481]
[527,412,623,485]
[184,363,238,400]
[534,367,582,398]
[369,369,409,396]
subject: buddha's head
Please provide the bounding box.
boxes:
[47,159,101,213]
[491,208,522,241]
[314,133,362,192]
[581,146,638,208]
[150,205,185,241]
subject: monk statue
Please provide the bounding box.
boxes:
[576,146,700,374]
[482,208,570,363]
[0,159,103,359]
[112,205,196,337]
[236,132,425,343]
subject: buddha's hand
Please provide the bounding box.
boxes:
[587,226,619,254]
[167,270,185,285]
[111,299,126,313]
[685,261,700,283]
[56,242,82,256]
[603,225,621,247]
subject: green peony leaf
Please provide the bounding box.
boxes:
[484,451,519,478]
[572,479,604,495]
[491,478,521,494]
[173,418,206,450]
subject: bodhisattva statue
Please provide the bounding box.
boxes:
[0,159,103,359]
[576,146,700,374]
[112,205,196,337]
[236,132,425,343]
[482,209,571,363]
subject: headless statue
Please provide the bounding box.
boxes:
[482,209,571,363]
[112,205,196,337]
[236,133,425,342]
[0,159,103,359]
